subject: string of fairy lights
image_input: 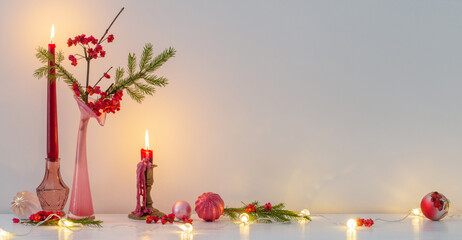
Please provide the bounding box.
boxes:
[0,206,459,238]
[0,214,83,238]
[0,216,193,239]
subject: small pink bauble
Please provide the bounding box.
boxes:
[195,192,224,222]
[172,200,191,219]
[420,191,449,221]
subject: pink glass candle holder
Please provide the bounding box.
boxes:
[36,158,69,212]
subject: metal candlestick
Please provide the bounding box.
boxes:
[128,164,165,220]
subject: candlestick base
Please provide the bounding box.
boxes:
[36,158,69,213]
[128,208,165,220]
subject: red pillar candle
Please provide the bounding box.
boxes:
[47,24,59,159]
[141,130,153,162]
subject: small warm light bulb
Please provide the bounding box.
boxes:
[412,208,421,216]
[50,24,55,43]
[300,209,311,216]
[0,228,11,238]
[145,130,149,150]
[178,223,193,233]
[347,219,357,229]
[239,213,250,224]
[59,219,73,228]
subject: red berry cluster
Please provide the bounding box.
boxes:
[145,213,192,225]
[12,218,20,223]
[146,215,160,224]
[181,215,194,224]
[107,34,114,43]
[67,34,98,47]
[431,192,445,211]
[264,202,272,210]
[161,214,176,224]
[67,34,114,66]
[72,83,81,96]
[87,44,105,60]
[85,89,123,116]
[245,204,256,213]
[28,211,63,223]
[69,55,78,66]
[356,218,374,227]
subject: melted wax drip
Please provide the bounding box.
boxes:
[131,159,153,217]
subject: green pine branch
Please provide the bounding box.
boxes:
[139,43,154,70]
[72,217,103,227]
[34,47,85,101]
[110,43,176,102]
[223,201,311,223]
[21,217,103,228]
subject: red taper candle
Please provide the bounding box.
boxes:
[47,24,59,159]
[141,130,153,162]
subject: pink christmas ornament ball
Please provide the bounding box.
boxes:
[195,192,225,222]
[172,200,191,219]
[420,191,449,221]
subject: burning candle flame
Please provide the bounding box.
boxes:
[145,130,149,150]
[50,24,55,43]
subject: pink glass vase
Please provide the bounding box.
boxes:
[68,97,105,219]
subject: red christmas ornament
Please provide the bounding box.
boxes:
[420,191,450,221]
[195,192,224,222]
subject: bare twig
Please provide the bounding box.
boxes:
[98,7,125,45]
[93,66,113,88]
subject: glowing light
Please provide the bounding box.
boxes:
[0,228,12,238]
[300,209,310,216]
[347,219,357,229]
[178,223,193,233]
[239,213,250,224]
[239,222,250,240]
[59,219,74,228]
[181,232,194,240]
[58,228,72,240]
[298,217,309,224]
[145,130,149,150]
[346,228,357,240]
[412,208,421,216]
[50,24,55,43]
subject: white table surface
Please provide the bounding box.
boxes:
[1,213,462,240]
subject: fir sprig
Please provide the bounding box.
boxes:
[108,43,175,103]
[34,47,86,101]
[223,201,311,223]
[21,217,103,228]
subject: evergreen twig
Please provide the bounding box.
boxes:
[223,201,311,223]
[109,44,176,103]
[21,217,103,228]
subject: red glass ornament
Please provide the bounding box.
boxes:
[420,191,449,221]
[195,192,224,222]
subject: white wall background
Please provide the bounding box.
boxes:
[1,0,462,214]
